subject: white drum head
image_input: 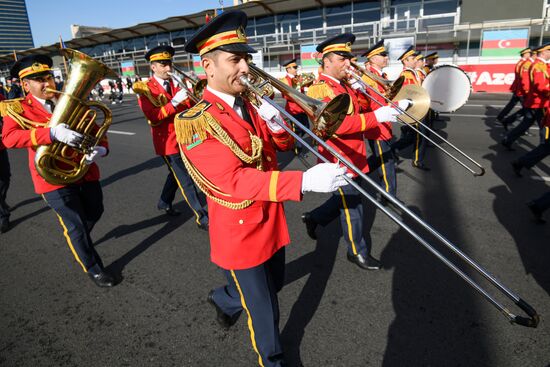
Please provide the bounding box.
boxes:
[423,65,472,112]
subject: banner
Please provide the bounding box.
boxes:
[250,50,263,69]
[121,61,135,77]
[385,37,415,62]
[300,44,318,68]
[459,64,515,92]
[193,55,204,75]
[481,29,529,57]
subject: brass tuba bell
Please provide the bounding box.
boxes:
[34,49,117,185]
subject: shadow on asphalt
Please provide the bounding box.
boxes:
[101,156,164,187]
[483,108,550,297]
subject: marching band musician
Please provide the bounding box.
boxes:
[135,45,209,229]
[302,33,406,270]
[391,46,431,170]
[358,39,399,198]
[424,51,439,74]
[415,53,427,82]
[0,91,10,233]
[176,10,350,366]
[280,58,309,156]
[497,47,532,128]
[1,55,117,287]
[502,43,550,150]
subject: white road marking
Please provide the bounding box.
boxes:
[108,130,136,136]
[530,176,550,182]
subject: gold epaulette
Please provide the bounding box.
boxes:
[174,100,212,146]
[531,62,549,81]
[306,81,335,100]
[0,98,23,118]
[361,74,379,90]
[402,70,416,80]
[133,81,167,107]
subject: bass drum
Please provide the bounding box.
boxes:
[423,65,472,112]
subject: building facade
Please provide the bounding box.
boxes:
[0,0,34,56]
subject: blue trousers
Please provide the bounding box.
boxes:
[159,153,208,226]
[532,192,550,212]
[392,121,430,165]
[42,181,104,273]
[309,179,370,257]
[0,149,10,220]
[517,127,550,169]
[497,94,521,121]
[368,139,397,196]
[503,108,545,146]
[211,247,286,367]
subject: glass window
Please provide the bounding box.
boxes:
[353,1,380,11]
[157,32,170,46]
[420,16,455,28]
[326,3,352,14]
[300,8,322,18]
[145,35,158,49]
[256,15,275,25]
[391,0,417,4]
[278,12,298,22]
[132,37,145,50]
[354,10,381,22]
[327,13,351,27]
[300,17,323,30]
[423,0,458,15]
[111,41,123,53]
[256,24,276,35]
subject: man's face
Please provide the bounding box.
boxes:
[539,49,550,60]
[23,74,56,99]
[369,53,388,68]
[523,52,531,59]
[415,59,425,69]
[202,50,249,96]
[150,60,173,80]
[286,65,298,76]
[323,53,351,81]
[403,55,416,68]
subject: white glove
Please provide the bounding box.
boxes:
[255,100,283,132]
[50,123,84,147]
[397,99,413,111]
[301,163,350,193]
[350,80,362,90]
[374,106,400,123]
[171,88,189,107]
[84,146,108,165]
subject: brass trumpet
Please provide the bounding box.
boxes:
[350,61,404,99]
[293,72,316,89]
[34,48,117,185]
[168,65,207,103]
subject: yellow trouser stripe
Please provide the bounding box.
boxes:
[269,171,279,202]
[338,188,357,255]
[545,127,549,141]
[230,270,265,367]
[376,141,389,192]
[414,130,420,164]
[164,157,201,224]
[41,195,87,272]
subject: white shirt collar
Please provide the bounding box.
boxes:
[286,73,296,79]
[536,56,549,64]
[206,85,237,111]
[33,95,57,113]
[153,75,170,90]
[321,73,341,84]
[368,64,383,75]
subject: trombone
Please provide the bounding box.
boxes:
[239,64,539,328]
[168,65,207,103]
[347,66,486,177]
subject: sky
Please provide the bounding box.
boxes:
[26,0,226,47]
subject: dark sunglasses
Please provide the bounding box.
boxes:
[287,66,298,69]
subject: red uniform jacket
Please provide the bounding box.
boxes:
[0,93,5,150]
[281,74,305,115]
[510,58,527,96]
[2,94,107,194]
[400,68,421,86]
[520,59,534,97]
[179,89,302,270]
[137,77,193,156]
[307,74,380,176]
[524,58,549,109]
[361,65,393,141]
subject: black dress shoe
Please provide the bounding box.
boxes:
[346,252,381,270]
[0,218,10,233]
[197,221,209,231]
[511,161,523,177]
[526,202,546,224]
[412,162,430,171]
[207,290,241,329]
[159,206,181,216]
[500,139,514,151]
[88,269,117,287]
[301,212,317,240]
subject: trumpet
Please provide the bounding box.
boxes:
[168,65,207,103]
[293,72,316,89]
[350,61,403,99]
[238,66,538,328]
[346,67,486,177]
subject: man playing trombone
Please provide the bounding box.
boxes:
[303,33,405,270]
[135,45,208,229]
[175,10,350,366]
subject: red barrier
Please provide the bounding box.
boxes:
[459,64,515,93]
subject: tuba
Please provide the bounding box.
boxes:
[34,48,118,185]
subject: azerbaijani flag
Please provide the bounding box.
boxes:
[121,61,135,76]
[300,44,319,68]
[193,55,205,75]
[481,29,529,57]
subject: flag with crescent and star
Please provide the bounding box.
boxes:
[481,29,529,57]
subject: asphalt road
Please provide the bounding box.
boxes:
[1,93,549,367]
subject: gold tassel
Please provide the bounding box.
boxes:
[306,82,335,101]
[174,111,211,146]
[0,99,23,118]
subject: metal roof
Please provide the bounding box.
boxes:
[0,0,353,64]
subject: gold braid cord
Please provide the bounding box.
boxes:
[133,81,168,108]
[0,99,47,130]
[177,110,264,210]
